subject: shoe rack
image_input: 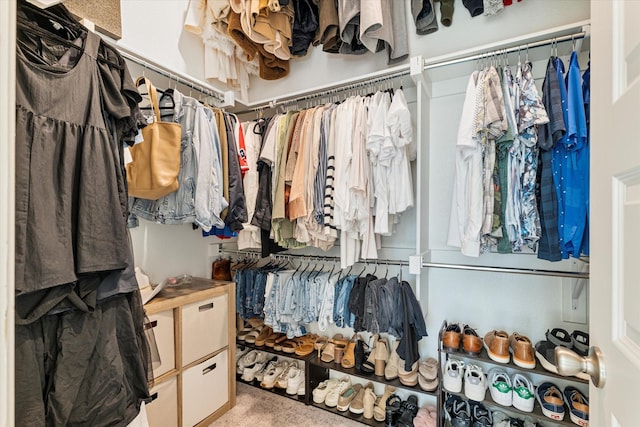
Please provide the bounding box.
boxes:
[437,321,588,427]
[236,339,315,404]
[308,353,440,426]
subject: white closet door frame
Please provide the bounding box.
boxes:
[0,1,16,426]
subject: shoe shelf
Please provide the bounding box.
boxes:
[309,401,386,427]
[237,339,316,362]
[309,354,439,397]
[445,390,577,427]
[236,374,307,404]
[440,347,589,384]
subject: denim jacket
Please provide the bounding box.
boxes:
[131,90,213,225]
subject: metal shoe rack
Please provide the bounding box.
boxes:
[237,336,440,426]
[236,338,315,405]
[309,352,440,426]
[437,320,588,427]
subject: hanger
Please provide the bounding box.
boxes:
[17,1,123,70]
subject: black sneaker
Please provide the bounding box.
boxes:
[397,395,419,427]
[469,401,492,427]
[509,418,524,427]
[445,395,471,427]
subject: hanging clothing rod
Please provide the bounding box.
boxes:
[115,45,235,107]
[424,27,589,71]
[233,67,411,116]
[421,262,589,279]
[219,249,410,267]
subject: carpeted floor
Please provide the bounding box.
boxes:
[210,381,364,427]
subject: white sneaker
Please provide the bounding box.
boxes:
[285,365,304,395]
[254,358,277,382]
[275,361,294,389]
[324,376,351,407]
[463,365,487,401]
[241,360,265,382]
[443,359,465,393]
[488,368,512,407]
[511,373,535,412]
[261,360,287,389]
[236,350,260,374]
[313,379,338,404]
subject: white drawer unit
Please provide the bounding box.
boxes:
[182,350,229,427]
[144,278,235,427]
[146,310,175,378]
[181,294,228,366]
[146,377,179,427]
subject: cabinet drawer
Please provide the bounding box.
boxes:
[146,377,178,427]
[182,351,229,427]
[182,294,228,365]
[146,310,175,377]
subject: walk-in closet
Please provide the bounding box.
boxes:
[1,1,639,427]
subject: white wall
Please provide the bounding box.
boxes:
[421,52,590,362]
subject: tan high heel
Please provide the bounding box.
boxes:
[374,337,389,377]
[341,334,358,369]
[315,335,329,358]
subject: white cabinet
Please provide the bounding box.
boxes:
[144,278,236,427]
[182,294,228,365]
[146,377,179,427]
[182,350,229,427]
[147,310,175,378]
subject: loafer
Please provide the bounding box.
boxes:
[443,323,462,351]
[509,333,535,369]
[484,330,510,364]
[462,324,483,356]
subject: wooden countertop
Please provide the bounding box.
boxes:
[144,277,234,315]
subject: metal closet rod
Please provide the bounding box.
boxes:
[422,261,589,279]
[423,30,587,70]
[117,49,227,103]
[219,249,410,266]
[234,68,411,115]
